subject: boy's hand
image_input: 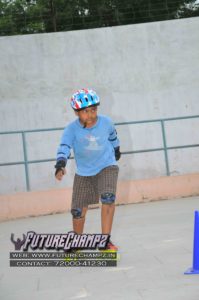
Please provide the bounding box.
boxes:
[55,168,66,181]
[54,159,66,181]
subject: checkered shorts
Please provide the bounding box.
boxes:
[71,165,119,209]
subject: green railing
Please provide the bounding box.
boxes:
[0,115,199,191]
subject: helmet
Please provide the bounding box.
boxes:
[70,88,100,111]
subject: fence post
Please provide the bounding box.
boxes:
[21,132,30,191]
[160,120,170,176]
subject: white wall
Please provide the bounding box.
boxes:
[0,17,199,194]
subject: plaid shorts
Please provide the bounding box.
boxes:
[71,165,119,209]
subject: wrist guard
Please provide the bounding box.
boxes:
[55,160,66,175]
[114,146,121,161]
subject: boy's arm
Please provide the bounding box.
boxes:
[55,125,74,180]
[108,121,121,161]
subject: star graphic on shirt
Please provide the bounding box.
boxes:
[85,135,102,150]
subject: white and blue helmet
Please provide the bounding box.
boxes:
[70,88,100,111]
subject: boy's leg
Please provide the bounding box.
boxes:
[97,166,119,236]
[71,173,98,234]
[101,203,115,234]
[72,207,88,234]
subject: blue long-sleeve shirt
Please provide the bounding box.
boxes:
[56,114,120,176]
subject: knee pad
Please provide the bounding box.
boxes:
[101,193,115,204]
[71,208,83,219]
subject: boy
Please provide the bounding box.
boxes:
[55,89,121,250]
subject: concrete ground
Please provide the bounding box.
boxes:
[0,196,199,300]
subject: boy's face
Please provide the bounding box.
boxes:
[75,106,98,128]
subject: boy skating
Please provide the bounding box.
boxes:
[55,89,121,250]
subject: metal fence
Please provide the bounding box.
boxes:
[0,115,199,191]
